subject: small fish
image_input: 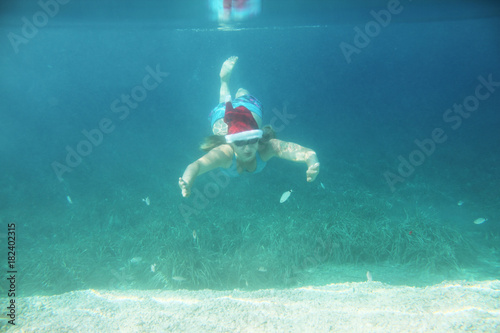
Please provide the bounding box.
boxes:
[280,190,293,203]
[172,276,186,282]
[130,257,142,264]
[473,217,488,225]
[151,263,156,273]
[366,271,373,282]
[142,197,150,206]
[457,200,464,206]
[192,230,197,240]
[320,182,325,190]
[257,267,267,272]
[66,195,73,204]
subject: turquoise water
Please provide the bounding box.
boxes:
[0,1,499,297]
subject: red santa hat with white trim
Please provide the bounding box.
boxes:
[223,95,263,143]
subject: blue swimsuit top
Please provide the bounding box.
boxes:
[220,152,267,177]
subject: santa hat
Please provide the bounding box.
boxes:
[223,96,263,143]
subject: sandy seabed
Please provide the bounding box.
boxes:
[3,280,499,332]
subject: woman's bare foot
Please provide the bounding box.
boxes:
[219,56,238,102]
[220,56,238,82]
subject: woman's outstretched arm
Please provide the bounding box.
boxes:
[179,145,233,197]
[268,139,320,182]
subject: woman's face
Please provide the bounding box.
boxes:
[232,139,259,162]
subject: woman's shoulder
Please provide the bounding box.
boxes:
[202,144,234,169]
[258,140,278,161]
[211,144,234,159]
[262,138,283,151]
[211,143,233,152]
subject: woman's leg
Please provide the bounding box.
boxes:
[236,88,250,98]
[219,56,238,103]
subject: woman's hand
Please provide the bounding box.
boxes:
[178,177,192,197]
[306,162,320,182]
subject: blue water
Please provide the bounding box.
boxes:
[1,0,499,296]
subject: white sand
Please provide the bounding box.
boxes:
[5,280,500,332]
